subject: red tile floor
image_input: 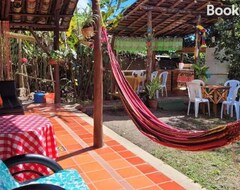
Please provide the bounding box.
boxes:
[25,103,200,190]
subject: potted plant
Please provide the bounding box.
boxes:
[48,50,64,65]
[146,77,161,110]
[80,8,97,39]
[192,63,209,82]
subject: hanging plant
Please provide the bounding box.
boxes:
[80,8,99,39]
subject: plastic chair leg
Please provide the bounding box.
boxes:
[220,103,224,119]
[226,104,230,114]
[165,87,168,97]
[234,103,239,120]
[156,90,159,99]
[194,102,199,117]
[187,101,191,115]
[207,102,210,116]
[230,104,234,117]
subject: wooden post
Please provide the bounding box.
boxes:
[53,8,61,104]
[92,0,103,148]
[146,10,153,83]
[194,15,201,64]
[17,36,24,88]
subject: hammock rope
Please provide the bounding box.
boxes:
[102,28,240,151]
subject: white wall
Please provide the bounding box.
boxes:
[205,47,229,85]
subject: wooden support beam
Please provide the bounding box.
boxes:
[146,10,153,83]
[4,0,11,20]
[10,23,67,31]
[53,0,63,105]
[9,13,73,18]
[1,0,6,20]
[194,15,202,64]
[131,0,165,33]
[92,0,103,148]
[29,28,50,54]
[140,5,205,14]
[8,32,36,42]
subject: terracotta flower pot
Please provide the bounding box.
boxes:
[48,59,57,65]
[48,58,65,65]
[148,99,158,110]
[81,26,94,38]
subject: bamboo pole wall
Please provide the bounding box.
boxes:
[0,21,12,80]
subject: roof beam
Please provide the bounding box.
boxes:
[9,13,73,18]
[155,2,210,36]
[127,0,166,28]
[161,23,194,36]
[118,0,167,35]
[111,0,227,37]
[139,5,205,15]
[153,1,195,32]
[124,0,156,18]
[129,0,190,36]
[157,14,192,36]
[117,0,155,35]
[10,22,66,30]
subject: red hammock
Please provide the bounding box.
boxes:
[102,29,240,151]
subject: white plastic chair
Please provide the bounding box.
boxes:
[132,70,146,77]
[186,82,210,117]
[221,85,240,120]
[158,71,168,97]
[191,79,205,86]
[151,71,158,81]
[221,80,240,118]
[234,97,240,120]
[150,71,159,99]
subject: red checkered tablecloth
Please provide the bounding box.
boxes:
[0,115,58,182]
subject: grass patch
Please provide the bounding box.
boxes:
[103,107,240,190]
[151,116,240,190]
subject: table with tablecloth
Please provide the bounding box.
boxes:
[0,115,57,182]
[125,76,146,93]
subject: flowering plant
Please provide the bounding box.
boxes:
[21,57,28,64]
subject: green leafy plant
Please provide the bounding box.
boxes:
[80,8,97,29]
[146,77,161,100]
[49,50,64,60]
[192,63,209,81]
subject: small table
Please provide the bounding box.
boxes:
[202,85,230,115]
[125,76,145,93]
[0,115,57,182]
